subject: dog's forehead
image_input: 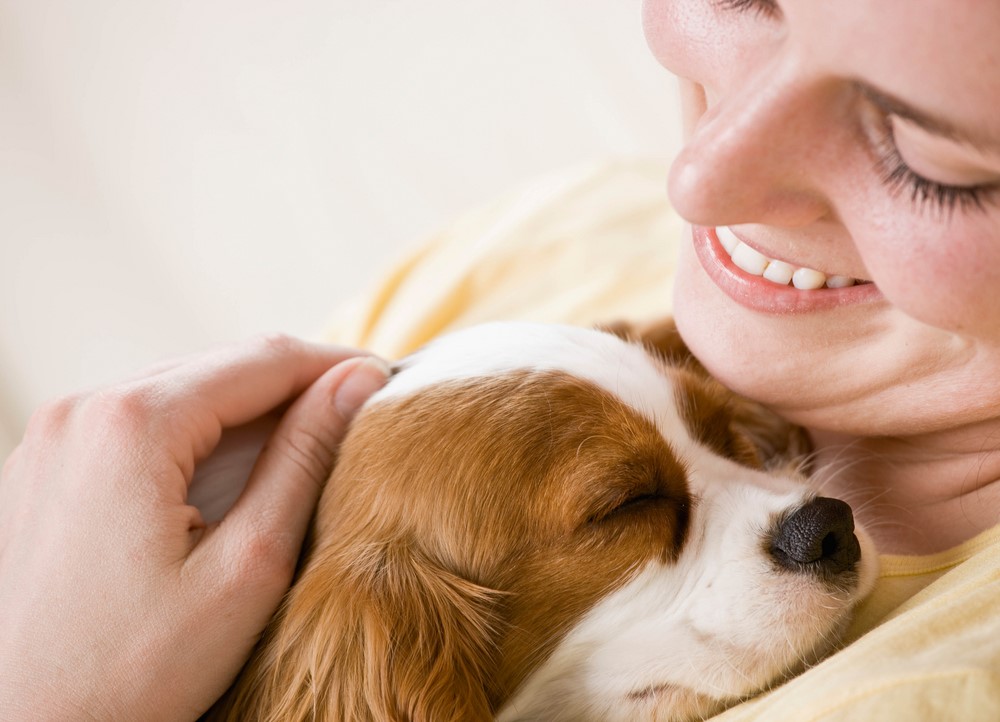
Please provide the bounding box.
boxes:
[369,322,680,425]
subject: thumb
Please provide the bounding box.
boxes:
[220,354,390,573]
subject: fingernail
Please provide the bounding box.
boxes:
[334,356,392,418]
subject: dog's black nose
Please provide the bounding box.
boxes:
[770,497,861,575]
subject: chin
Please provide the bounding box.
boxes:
[672,236,770,396]
[210,320,877,722]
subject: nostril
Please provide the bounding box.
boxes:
[770,497,861,575]
[821,531,840,558]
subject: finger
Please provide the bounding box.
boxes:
[123,336,359,386]
[139,335,369,470]
[215,355,390,576]
[161,334,367,424]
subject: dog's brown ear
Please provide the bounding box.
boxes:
[597,318,705,374]
[604,318,810,470]
[215,541,502,722]
[671,367,811,472]
[726,395,812,470]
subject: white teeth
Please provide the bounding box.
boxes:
[717,225,741,254]
[825,275,855,288]
[731,242,769,276]
[792,267,827,290]
[716,226,860,290]
[762,260,794,285]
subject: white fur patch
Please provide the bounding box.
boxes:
[370,321,693,452]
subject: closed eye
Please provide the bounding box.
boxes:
[578,448,691,548]
[584,483,694,564]
[586,486,664,525]
[587,488,686,526]
[874,122,995,217]
[611,492,667,515]
[714,0,780,19]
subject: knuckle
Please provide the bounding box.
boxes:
[24,394,80,437]
[231,526,297,590]
[81,385,162,435]
[250,332,300,358]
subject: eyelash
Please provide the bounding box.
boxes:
[716,0,996,218]
[874,125,992,217]
[714,0,779,17]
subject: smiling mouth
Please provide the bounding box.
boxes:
[716,226,872,290]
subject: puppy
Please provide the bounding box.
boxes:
[211,320,876,722]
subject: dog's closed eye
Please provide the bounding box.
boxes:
[585,462,689,527]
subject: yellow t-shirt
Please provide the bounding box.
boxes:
[326,159,1000,720]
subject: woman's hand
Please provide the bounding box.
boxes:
[0,334,390,721]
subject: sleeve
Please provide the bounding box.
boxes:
[809,671,1000,721]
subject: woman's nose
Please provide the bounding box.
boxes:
[668,59,841,229]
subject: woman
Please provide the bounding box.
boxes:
[2,0,998,718]
[642,0,1000,717]
[648,0,1000,558]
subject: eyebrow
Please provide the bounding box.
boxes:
[857,82,1000,155]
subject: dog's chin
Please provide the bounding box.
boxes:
[498,680,732,722]
[623,683,729,722]
[515,623,850,722]
[626,641,830,722]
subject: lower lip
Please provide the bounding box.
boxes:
[691,226,884,314]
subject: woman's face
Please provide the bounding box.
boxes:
[643,0,1000,436]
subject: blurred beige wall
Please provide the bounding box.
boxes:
[0,0,681,460]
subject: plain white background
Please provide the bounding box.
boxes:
[0,1,682,460]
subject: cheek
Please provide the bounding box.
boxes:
[860,214,1000,336]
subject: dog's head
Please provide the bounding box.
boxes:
[218,321,876,722]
